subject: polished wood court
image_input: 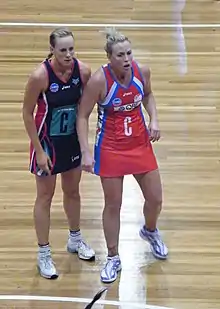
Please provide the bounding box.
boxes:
[0,0,220,308]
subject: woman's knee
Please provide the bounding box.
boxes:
[35,190,54,208]
[62,186,80,200]
[148,189,163,207]
[103,194,122,214]
[138,169,163,207]
[61,168,81,200]
[101,177,123,213]
[35,176,56,208]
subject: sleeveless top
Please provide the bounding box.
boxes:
[35,58,82,140]
[95,61,149,151]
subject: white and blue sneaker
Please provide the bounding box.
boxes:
[37,249,58,279]
[139,226,168,260]
[100,255,122,283]
[67,238,95,261]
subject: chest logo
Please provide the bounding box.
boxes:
[72,78,79,85]
[134,94,142,102]
[123,92,132,97]
[112,98,122,106]
[62,85,71,90]
[50,83,59,93]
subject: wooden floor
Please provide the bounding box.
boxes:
[1,0,220,308]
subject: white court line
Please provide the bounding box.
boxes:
[0,22,220,28]
[0,295,176,309]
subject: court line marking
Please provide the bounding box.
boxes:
[0,22,220,28]
[0,294,176,309]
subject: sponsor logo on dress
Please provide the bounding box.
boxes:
[62,85,71,90]
[123,92,132,97]
[50,83,59,93]
[112,98,122,106]
[113,100,142,112]
[71,155,80,162]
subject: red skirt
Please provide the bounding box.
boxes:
[94,141,158,177]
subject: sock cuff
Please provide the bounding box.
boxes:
[38,243,49,248]
[69,230,81,239]
[38,243,50,253]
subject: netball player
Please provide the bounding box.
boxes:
[22,27,95,279]
[76,27,168,283]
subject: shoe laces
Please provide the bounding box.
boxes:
[77,239,91,251]
[39,252,55,270]
[148,230,163,246]
[105,257,120,271]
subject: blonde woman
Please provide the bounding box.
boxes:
[77,27,168,283]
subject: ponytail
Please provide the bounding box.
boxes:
[47,52,53,60]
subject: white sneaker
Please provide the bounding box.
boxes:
[67,238,95,260]
[139,226,168,260]
[37,251,58,279]
[100,255,121,283]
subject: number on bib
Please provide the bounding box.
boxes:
[50,105,76,136]
[124,116,132,136]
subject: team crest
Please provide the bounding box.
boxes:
[134,94,142,103]
[72,78,79,85]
